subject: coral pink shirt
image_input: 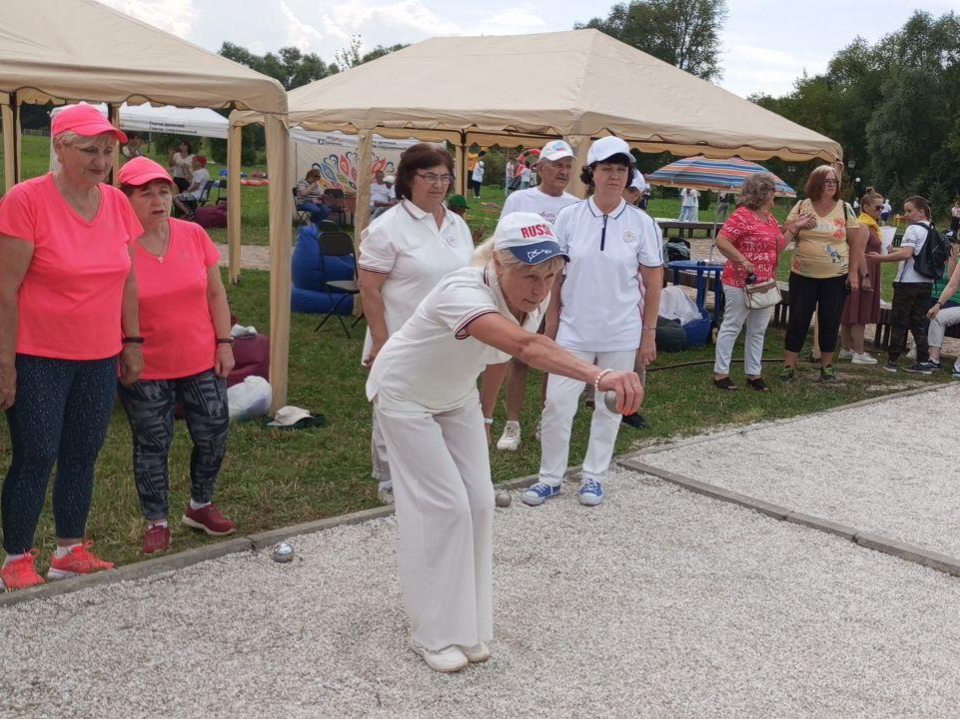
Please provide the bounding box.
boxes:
[134,218,221,380]
[0,173,141,360]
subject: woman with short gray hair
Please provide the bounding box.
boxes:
[712,173,807,391]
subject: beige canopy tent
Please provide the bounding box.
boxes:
[0,0,294,409]
[231,28,841,260]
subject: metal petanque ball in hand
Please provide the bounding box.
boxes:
[495,491,512,508]
[604,390,624,415]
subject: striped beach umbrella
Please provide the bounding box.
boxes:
[646,156,796,197]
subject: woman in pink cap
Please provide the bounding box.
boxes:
[0,104,144,590]
[116,157,237,556]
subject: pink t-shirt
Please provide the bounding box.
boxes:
[134,218,221,380]
[719,206,786,289]
[0,173,141,360]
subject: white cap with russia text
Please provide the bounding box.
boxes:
[494,212,570,265]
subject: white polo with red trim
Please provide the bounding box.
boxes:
[366,265,546,413]
[358,199,475,360]
[553,197,663,352]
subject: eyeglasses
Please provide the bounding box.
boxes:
[823,179,839,186]
[416,172,455,185]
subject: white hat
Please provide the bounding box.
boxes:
[587,136,635,165]
[494,212,569,265]
[384,175,395,184]
[267,405,314,427]
[630,173,646,192]
[539,139,574,162]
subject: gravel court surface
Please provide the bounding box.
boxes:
[4,467,960,717]
[640,383,960,559]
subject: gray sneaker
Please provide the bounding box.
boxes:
[904,361,935,375]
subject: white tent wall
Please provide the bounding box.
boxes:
[288,128,418,192]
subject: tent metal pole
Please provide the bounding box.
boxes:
[458,131,468,198]
[107,103,121,185]
[227,122,243,284]
[566,134,590,199]
[265,114,292,411]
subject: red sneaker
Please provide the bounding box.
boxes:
[142,524,171,555]
[182,503,236,536]
[47,541,114,581]
[1,549,44,591]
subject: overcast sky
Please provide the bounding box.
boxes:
[103,0,960,98]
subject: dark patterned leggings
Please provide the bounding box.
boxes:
[118,369,229,521]
[2,354,118,554]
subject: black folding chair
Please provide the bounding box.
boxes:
[323,188,348,226]
[314,231,363,336]
[292,187,311,226]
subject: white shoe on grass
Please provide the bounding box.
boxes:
[496,421,521,451]
[851,352,878,365]
[838,349,854,360]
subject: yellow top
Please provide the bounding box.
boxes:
[787,198,859,278]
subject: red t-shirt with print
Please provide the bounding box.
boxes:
[719,206,785,288]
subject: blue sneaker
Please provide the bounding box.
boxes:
[579,478,604,506]
[522,482,561,506]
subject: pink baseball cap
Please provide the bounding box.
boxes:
[117,157,175,188]
[51,104,127,143]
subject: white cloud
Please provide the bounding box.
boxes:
[328,0,463,37]
[277,0,327,51]
[98,0,197,37]
[473,6,549,35]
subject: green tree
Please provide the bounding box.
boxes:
[576,0,728,81]
[219,41,336,90]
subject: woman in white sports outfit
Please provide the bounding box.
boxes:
[524,137,662,508]
[358,144,474,504]
[367,212,643,673]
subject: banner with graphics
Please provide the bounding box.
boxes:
[289,128,421,192]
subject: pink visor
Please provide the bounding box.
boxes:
[117,157,175,188]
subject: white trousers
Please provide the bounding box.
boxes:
[539,349,637,487]
[374,398,494,651]
[678,205,696,223]
[714,284,774,376]
[370,409,391,484]
[927,306,960,349]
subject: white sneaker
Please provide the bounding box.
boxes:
[413,643,469,672]
[496,421,521,451]
[460,642,491,663]
[838,349,854,360]
[851,352,878,365]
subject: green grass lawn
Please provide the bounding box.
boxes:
[0,133,947,571]
[0,265,945,569]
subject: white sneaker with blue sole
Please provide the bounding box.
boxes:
[522,482,561,506]
[579,478,604,506]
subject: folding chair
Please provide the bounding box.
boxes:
[292,187,311,226]
[323,188,348,226]
[177,180,216,218]
[314,231,363,336]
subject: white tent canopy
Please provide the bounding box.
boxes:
[231,29,842,257]
[50,102,230,139]
[1,0,293,410]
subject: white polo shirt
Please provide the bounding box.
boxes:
[358,200,475,359]
[367,264,547,414]
[553,197,663,352]
[370,182,391,206]
[501,187,578,225]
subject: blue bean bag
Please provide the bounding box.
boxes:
[291,225,355,315]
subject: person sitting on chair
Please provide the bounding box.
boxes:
[173,156,210,217]
[296,169,332,226]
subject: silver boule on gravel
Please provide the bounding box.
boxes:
[495,491,512,508]
[604,390,623,415]
[271,542,295,563]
